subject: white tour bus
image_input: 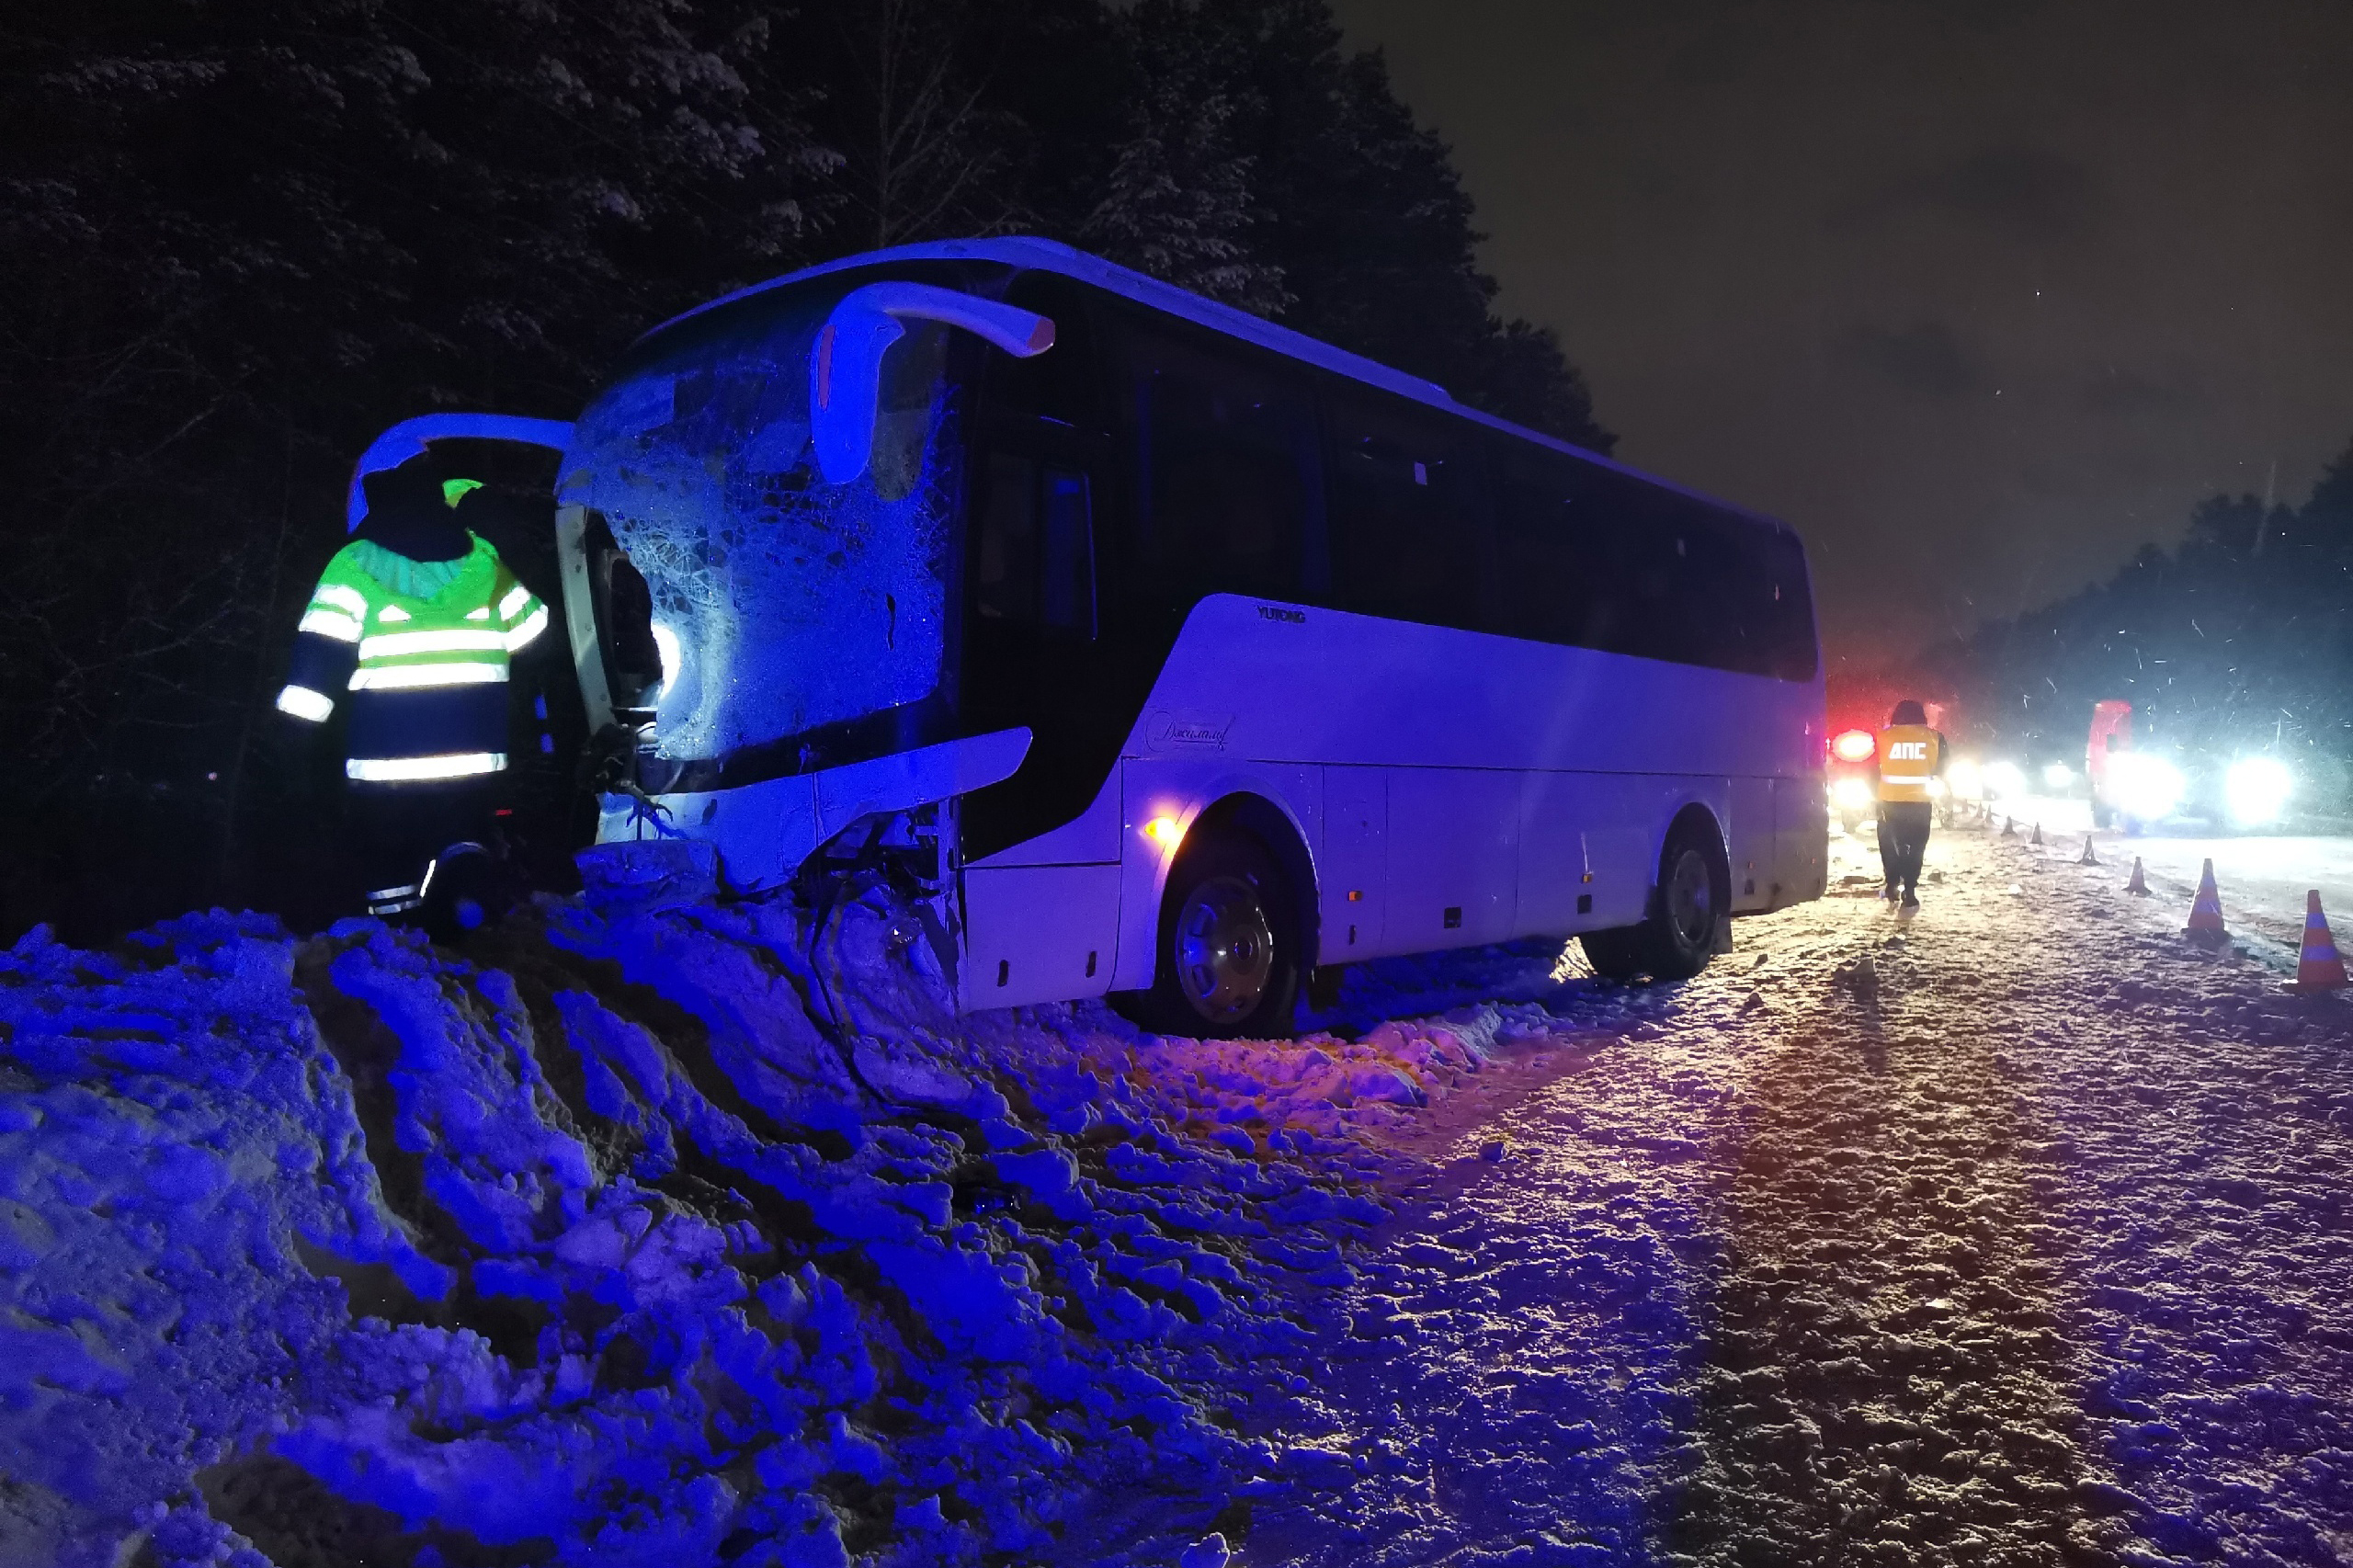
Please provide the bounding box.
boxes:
[350,237,1826,1036]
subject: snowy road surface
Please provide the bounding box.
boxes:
[1250,821,2353,1566]
[1972,791,2353,949]
[10,820,2353,1566]
[2098,831,2353,950]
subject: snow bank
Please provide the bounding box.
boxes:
[0,846,1482,1568]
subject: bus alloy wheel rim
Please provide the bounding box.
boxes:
[1176,874,1274,1024]
[1667,850,1713,949]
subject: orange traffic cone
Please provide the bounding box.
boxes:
[2078,833,2099,866]
[2126,857,2148,895]
[2030,822,2043,846]
[2290,891,2348,993]
[2185,858,2227,948]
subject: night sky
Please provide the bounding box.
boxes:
[1329,0,2353,663]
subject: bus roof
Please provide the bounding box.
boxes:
[637,235,1793,538]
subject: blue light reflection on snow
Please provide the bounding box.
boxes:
[0,866,1411,1565]
[564,285,958,763]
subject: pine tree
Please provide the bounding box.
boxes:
[1130,0,1613,449]
[790,0,1612,446]
[2302,436,2353,542]
[1917,437,2353,790]
[0,0,834,930]
[1079,0,1288,312]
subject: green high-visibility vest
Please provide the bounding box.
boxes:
[277,533,549,781]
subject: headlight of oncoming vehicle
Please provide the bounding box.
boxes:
[2225,756,2294,828]
[1983,760,2026,798]
[1832,778,1874,810]
[1946,759,1982,798]
[2108,752,2186,822]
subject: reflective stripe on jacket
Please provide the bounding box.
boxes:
[1875,724,1944,804]
[276,532,547,781]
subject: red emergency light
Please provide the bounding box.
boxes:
[1830,729,1876,763]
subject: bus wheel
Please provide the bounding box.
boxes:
[1579,820,1722,983]
[1131,832,1300,1040]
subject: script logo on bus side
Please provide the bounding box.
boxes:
[1148,710,1234,751]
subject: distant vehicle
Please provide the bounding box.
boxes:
[343,237,1828,1034]
[2086,699,2133,829]
[2083,699,2297,835]
[1828,727,1877,835]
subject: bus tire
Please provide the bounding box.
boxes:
[1123,830,1301,1040]
[1579,817,1724,983]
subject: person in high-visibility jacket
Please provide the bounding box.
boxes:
[1874,699,1948,908]
[277,451,548,921]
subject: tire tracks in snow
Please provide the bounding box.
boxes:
[1662,883,2104,1565]
[2020,845,2353,1565]
[1242,978,1754,1566]
[1245,824,2353,1567]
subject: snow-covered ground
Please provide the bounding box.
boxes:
[8,822,2353,1565]
[1249,820,2353,1565]
[1971,790,2353,951]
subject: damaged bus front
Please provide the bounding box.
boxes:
[553,262,1053,942]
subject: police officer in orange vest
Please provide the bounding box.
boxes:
[1876,699,1948,908]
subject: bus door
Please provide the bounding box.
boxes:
[957,278,1125,1006]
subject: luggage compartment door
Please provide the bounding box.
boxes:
[961,863,1120,1010]
[1773,775,1829,906]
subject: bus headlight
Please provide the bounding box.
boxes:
[1983,760,2026,799]
[2225,756,2293,827]
[1832,778,1873,811]
[650,621,682,690]
[2109,752,2185,822]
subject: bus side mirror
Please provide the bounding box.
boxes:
[810,282,1054,484]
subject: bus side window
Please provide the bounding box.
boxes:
[1763,528,1819,679]
[1682,512,1818,680]
[1602,477,1689,664]
[1325,396,1488,631]
[1494,455,1601,647]
[1608,484,1770,675]
[1518,455,1816,679]
[978,452,1097,638]
[1142,367,1312,606]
